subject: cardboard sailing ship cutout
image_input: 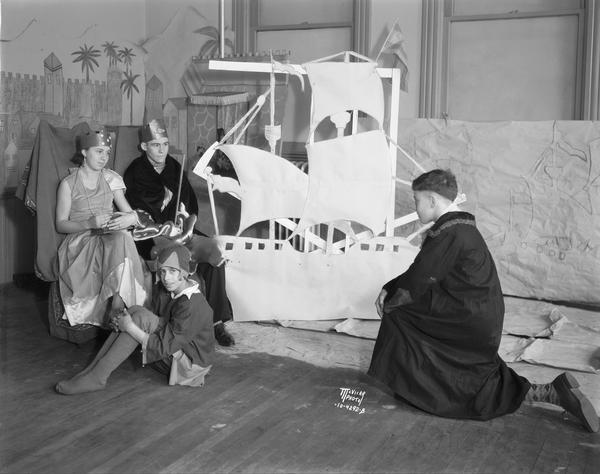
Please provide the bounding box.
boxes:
[193,51,427,322]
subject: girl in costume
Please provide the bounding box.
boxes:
[55,128,148,327]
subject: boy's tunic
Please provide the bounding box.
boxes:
[368,211,530,420]
[145,283,215,368]
[124,153,199,233]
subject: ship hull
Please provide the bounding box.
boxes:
[216,236,420,322]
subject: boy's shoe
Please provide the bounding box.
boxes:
[214,322,235,346]
[552,372,599,433]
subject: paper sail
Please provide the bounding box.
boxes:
[294,130,392,236]
[304,61,385,133]
[218,144,309,234]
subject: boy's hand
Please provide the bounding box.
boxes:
[383,288,413,313]
[375,289,387,318]
[111,308,150,346]
[109,316,119,332]
[116,311,134,333]
[109,308,126,332]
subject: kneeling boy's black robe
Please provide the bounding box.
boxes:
[368,211,530,420]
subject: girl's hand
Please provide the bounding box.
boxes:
[105,211,137,230]
[88,214,111,229]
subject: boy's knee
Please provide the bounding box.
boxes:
[128,305,159,332]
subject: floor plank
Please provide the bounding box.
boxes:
[1,283,599,474]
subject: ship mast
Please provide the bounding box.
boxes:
[206,58,403,238]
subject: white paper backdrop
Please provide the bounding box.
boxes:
[396,119,600,304]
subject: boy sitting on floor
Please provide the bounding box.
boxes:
[56,243,215,394]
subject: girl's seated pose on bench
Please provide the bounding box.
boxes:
[55,128,147,327]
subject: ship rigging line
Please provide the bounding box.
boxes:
[384,133,426,173]
[227,88,272,145]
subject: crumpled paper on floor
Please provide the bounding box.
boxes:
[273,297,599,374]
[499,305,600,373]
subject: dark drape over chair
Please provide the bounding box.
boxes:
[17,121,142,282]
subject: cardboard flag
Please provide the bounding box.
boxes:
[376,20,409,92]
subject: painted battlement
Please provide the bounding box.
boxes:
[64,78,107,87]
[0,72,109,88]
[0,52,122,130]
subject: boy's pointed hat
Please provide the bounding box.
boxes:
[141,118,168,142]
[151,242,196,275]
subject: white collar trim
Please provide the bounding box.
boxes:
[171,281,200,300]
[437,201,461,220]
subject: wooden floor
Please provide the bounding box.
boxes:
[1,283,599,474]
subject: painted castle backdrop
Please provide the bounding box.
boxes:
[0,52,126,191]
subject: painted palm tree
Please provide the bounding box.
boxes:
[118,47,135,72]
[71,44,101,83]
[121,70,140,125]
[102,41,120,67]
[194,25,234,58]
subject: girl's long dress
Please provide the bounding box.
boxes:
[57,168,147,326]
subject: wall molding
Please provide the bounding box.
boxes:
[354,0,371,56]
[584,0,600,119]
[419,0,445,118]
[232,0,250,54]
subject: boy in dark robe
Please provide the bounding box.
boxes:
[123,119,235,346]
[368,169,598,433]
[56,243,215,394]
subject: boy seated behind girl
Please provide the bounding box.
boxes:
[56,243,215,394]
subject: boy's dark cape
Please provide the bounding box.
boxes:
[124,153,199,226]
[369,211,530,420]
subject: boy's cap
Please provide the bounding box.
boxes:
[141,119,168,143]
[80,128,112,149]
[154,244,196,274]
